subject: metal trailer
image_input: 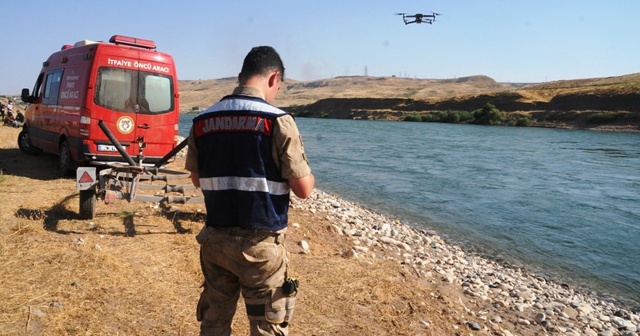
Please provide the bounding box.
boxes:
[76,120,203,219]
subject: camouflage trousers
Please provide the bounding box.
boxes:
[196,226,294,336]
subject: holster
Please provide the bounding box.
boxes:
[265,286,296,325]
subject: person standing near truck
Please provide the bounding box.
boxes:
[185,46,315,336]
[4,101,14,126]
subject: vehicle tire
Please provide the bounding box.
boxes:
[17,129,43,155]
[79,189,96,220]
[59,140,76,177]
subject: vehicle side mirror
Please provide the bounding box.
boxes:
[21,88,32,103]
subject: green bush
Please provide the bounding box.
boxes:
[437,111,459,123]
[403,111,474,123]
[420,114,439,122]
[437,110,469,123]
[473,103,504,125]
[404,114,421,122]
[515,117,531,127]
[456,111,474,123]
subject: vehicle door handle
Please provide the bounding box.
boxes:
[138,123,150,129]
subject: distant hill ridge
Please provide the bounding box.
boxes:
[178,74,519,110]
[178,73,640,114]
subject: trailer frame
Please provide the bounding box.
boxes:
[75,120,202,219]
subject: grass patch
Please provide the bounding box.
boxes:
[119,210,136,218]
[403,88,420,98]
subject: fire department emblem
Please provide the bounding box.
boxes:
[116,116,134,134]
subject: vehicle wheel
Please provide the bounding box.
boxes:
[17,129,43,155]
[79,189,96,220]
[59,140,76,177]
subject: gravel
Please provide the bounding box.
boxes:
[291,189,639,335]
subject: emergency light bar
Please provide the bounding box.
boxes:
[109,35,156,50]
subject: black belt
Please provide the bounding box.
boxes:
[211,226,284,244]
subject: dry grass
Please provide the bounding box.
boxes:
[0,125,203,334]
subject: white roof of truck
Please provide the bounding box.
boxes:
[74,40,100,47]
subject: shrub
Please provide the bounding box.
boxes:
[473,103,504,125]
[515,117,531,127]
[404,114,421,122]
[420,114,439,122]
[403,110,474,124]
[449,112,461,123]
[436,111,457,123]
[456,110,474,123]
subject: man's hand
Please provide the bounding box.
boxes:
[190,171,200,188]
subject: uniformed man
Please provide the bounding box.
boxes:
[185,46,315,336]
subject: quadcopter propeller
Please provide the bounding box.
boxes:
[395,13,406,16]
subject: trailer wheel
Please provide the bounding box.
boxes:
[17,129,43,155]
[59,140,76,177]
[79,189,96,220]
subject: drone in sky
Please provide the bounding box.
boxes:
[396,12,442,25]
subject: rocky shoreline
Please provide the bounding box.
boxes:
[291,189,639,336]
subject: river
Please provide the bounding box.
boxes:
[180,115,640,305]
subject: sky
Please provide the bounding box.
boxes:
[1,0,639,94]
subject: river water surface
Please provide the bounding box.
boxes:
[180,116,640,305]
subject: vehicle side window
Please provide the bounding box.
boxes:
[42,69,63,105]
[28,73,44,103]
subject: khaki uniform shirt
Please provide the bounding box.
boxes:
[185,86,311,179]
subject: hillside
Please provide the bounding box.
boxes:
[178,73,640,132]
[178,75,520,110]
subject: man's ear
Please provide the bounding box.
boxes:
[267,72,278,88]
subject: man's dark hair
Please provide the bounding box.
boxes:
[239,46,285,83]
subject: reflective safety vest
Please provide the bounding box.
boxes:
[193,95,291,231]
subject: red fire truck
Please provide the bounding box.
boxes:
[19,35,180,176]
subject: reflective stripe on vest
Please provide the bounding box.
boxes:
[200,176,291,195]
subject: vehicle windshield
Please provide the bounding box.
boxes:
[94,67,174,114]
